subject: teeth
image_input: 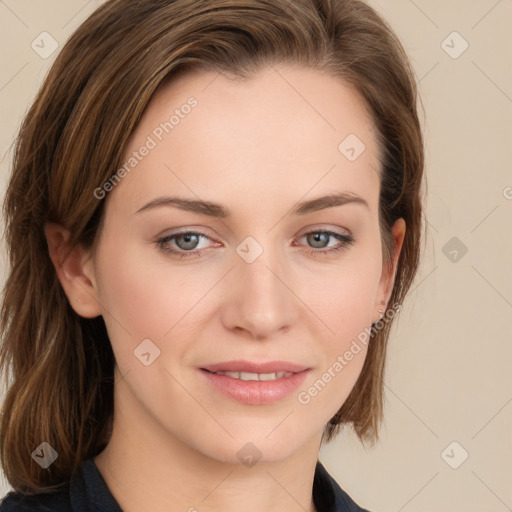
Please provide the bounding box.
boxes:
[214,371,293,381]
[240,372,260,381]
[258,372,278,381]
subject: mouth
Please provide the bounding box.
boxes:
[199,360,310,405]
[208,370,294,381]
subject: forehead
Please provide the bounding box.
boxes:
[105,64,381,217]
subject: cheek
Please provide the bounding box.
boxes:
[313,273,375,328]
[303,253,382,343]
[296,257,380,414]
[95,238,207,338]
[296,280,372,422]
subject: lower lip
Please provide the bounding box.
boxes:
[199,369,310,405]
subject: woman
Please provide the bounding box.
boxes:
[0,0,425,510]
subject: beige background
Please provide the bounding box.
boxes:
[1,1,511,511]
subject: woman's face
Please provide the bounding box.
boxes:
[79,65,404,464]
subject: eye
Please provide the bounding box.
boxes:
[156,228,355,259]
[295,229,355,256]
[156,231,218,259]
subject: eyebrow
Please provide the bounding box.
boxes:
[135,192,369,217]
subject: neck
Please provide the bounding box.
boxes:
[94,381,322,512]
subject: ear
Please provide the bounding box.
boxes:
[44,221,102,318]
[373,218,406,323]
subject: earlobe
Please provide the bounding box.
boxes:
[44,221,102,319]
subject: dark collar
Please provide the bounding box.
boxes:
[313,460,372,511]
[73,458,371,512]
[0,457,371,511]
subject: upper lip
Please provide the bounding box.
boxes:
[201,360,309,374]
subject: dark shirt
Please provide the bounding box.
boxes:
[0,458,372,511]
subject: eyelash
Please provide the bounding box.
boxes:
[156,229,355,259]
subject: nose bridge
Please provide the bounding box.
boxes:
[226,236,298,337]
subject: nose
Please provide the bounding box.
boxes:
[221,248,299,340]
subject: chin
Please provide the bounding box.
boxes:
[188,417,320,466]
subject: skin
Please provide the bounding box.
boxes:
[45,64,405,512]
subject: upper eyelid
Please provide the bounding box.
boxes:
[161,223,352,237]
[160,226,352,246]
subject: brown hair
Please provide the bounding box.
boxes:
[0,0,425,494]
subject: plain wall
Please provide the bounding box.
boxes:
[0,1,511,510]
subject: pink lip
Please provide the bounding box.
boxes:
[199,360,310,405]
[201,360,309,373]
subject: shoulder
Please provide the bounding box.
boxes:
[0,490,71,511]
[314,461,374,512]
[0,458,121,512]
